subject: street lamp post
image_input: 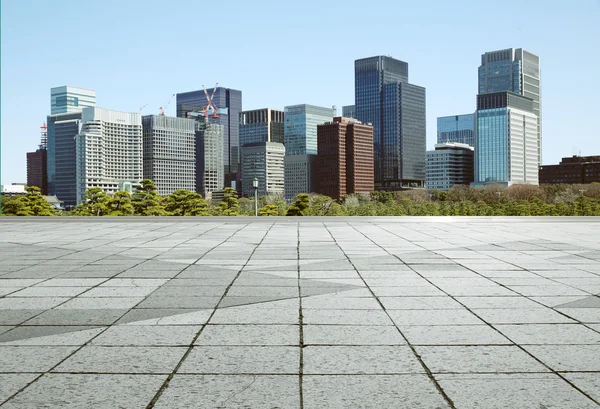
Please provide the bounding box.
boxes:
[252,178,259,217]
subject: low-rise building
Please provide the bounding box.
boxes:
[426,143,474,191]
[539,155,600,184]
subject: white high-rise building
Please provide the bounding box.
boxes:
[142,115,196,196]
[241,142,285,197]
[75,107,143,203]
[51,86,96,115]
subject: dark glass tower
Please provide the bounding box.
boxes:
[176,87,242,177]
[355,56,426,189]
[46,112,82,208]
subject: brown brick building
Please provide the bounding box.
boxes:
[539,155,600,184]
[316,117,374,199]
[26,149,48,195]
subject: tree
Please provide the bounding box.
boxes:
[305,195,345,216]
[261,193,288,215]
[107,190,134,216]
[132,179,166,215]
[286,193,310,216]
[72,188,110,216]
[1,186,55,216]
[216,187,240,216]
[165,190,210,216]
[258,204,279,216]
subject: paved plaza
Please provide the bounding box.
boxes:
[0,217,599,408]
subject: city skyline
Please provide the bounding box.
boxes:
[1,1,599,185]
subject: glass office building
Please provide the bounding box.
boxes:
[479,48,541,166]
[355,56,426,189]
[437,114,475,147]
[51,86,96,115]
[283,104,333,200]
[475,92,538,185]
[176,87,242,176]
[342,105,356,119]
[47,112,82,208]
[284,104,334,156]
[239,109,284,146]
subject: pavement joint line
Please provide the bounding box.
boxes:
[144,221,276,409]
[372,222,600,407]
[0,221,230,406]
[322,221,458,409]
[296,222,305,409]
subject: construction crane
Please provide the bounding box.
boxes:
[159,94,176,116]
[139,104,148,113]
[202,83,220,120]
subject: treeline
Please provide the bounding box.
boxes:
[2,180,600,216]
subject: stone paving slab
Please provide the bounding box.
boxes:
[1,217,599,408]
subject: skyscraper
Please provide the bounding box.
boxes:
[316,117,374,200]
[50,86,96,115]
[176,87,242,177]
[437,114,475,147]
[284,104,334,201]
[47,86,96,207]
[142,115,196,196]
[478,48,541,165]
[474,92,538,186]
[355,56,426,189]
[426,143,474,191]
[75,107,143,203]
[47,113,81,207]
[195,122,225,198]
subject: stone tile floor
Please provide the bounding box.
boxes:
[0,216,599,408]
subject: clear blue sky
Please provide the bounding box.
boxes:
[2,0,599,184]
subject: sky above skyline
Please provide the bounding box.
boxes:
[1,0,599,184]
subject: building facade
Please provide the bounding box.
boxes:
[479,48,541,166]
[284,155,318,201]
[195,122,225,198]
[283,104,334,201]
[284,104,334,156]
[342,105,356,119]
[142,115,196,196]
[176,87,242,177]
[316,117,374,200]
[426,143,474,191]
[539,156,600,184]
[241,142,285,197]
[51,86,96,115]
[355,55,426,189]
[47,112,83,208]
[475,92,538,186]
[437,114,475,147]
[26,150,48,195]
[75,107,143,204]
[239,108,284,146]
